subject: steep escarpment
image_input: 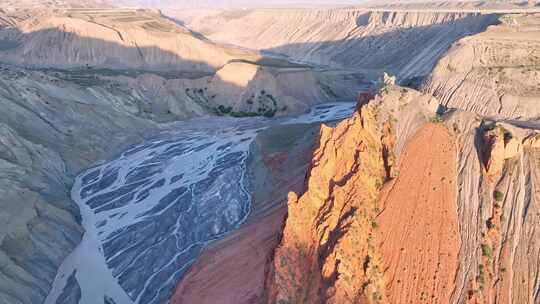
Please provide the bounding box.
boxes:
[267,83,540,303]
[0,8,371,117]
[267,86,440,304]
[189,9,498,81]
[424,13,540,119]
[470,122,540,303]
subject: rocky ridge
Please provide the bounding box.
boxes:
[264,14,540,303]
[267,78,540,303]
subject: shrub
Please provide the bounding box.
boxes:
[230,111,259,118]
[217,105,232,114]
[481,244,493,260]
[430,115,443,123]
[486,219,495,230]
[494,190,504,202]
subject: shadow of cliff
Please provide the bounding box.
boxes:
[261,12,500,85]
[0,27,218,72]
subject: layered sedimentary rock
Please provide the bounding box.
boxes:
[424,13,540,119]
[0,63,157,304]
[188,9,498,81]
[266,81,540,304]
[0,8,260,71]
[0,8,370,118]
[267,86,440,304]
[262,12,540,303]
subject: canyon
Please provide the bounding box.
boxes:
[0,1,538,304]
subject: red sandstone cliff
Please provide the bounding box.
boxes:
[266,85,540,304]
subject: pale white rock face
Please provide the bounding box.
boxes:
[424,13,540,120]
[0,63,160,304]
[0,9,261,71]
[188,9,499,81]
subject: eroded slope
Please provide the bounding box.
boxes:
[189,9,498,81]
[266,83,540,304]
[377,123,459,304]
[0,8,260,71]
[424,13,540,119]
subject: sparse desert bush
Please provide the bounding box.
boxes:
[430,115,444,123]
[217,105,232,114]
[481,244,493,260]
[494,190,504,202]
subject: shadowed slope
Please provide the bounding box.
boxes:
[188,9,498,82]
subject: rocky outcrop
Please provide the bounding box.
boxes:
[266,84,540,304]
[469,122,540,304]
[267,86,440,304]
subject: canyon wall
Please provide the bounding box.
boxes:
[267,86,442,304]
[0,63,159,303]
[189,9,499,81]
[0,9,259,71]
[424,13,540,119]
[267,81,540,303]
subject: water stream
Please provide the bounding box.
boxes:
[45,102,355,304]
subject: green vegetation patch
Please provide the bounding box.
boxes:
[494,190,504,202]
[481,244,493,260]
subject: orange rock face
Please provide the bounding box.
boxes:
[376,123,460,304]
[269,103,395,304]
[171,87,540,304]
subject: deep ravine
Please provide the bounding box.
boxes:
[44,102,356,304]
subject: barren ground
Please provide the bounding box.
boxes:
[377,123,460,303]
